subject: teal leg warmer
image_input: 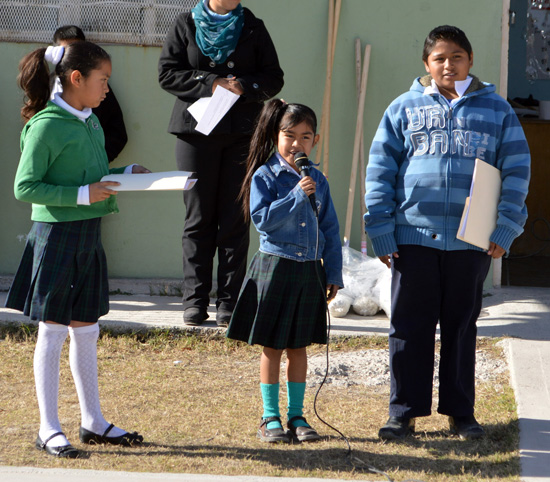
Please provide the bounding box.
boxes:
[287,381,308,427]
[261,382,282,430]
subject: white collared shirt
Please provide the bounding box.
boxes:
[424,76,473,107]
[51,92,93,122]
[275,152,300,178]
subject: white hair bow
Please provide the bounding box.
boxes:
[45,46,65,65]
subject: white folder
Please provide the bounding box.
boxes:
[457,158,501,250]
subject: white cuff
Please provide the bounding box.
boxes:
[124,164,137,174]
[77,185,91,205]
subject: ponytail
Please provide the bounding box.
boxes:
[17,48,50,122]
[17,41,110,123]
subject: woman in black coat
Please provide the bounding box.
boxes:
[159,0,284,327]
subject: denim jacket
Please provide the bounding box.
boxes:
[250,154,343,287]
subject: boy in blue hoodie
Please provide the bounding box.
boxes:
[365,25,530,440]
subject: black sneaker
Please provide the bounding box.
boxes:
[183,307,208,326]
[449,415,485,440]
[378,416,415,440]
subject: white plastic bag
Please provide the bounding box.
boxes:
[328,247,391,318]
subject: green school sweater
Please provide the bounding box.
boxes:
[14,102,127,222]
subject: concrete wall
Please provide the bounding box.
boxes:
[0,0,505,281]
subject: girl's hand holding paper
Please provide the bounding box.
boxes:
[131,164,152,174]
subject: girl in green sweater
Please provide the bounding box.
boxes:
[6,41,149,458]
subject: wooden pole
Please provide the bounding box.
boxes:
[316,0,342,178]
[321,0,342,177]
[344,44,371,244]
[355,39,368,255]
[315,0,335,169]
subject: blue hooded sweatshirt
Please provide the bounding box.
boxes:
[364,74,530,256]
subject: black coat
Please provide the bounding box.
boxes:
[93,86,128,162]
[158,7,284,136]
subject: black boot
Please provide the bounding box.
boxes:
[449,415,485,440]
[378,416,415,440]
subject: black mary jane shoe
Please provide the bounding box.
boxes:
[36,432,79,458]
[257,416,291,443]
[79,423,144,446]
[287,416,321,442]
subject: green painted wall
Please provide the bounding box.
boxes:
[0,0,504,280]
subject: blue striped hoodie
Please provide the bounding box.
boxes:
[364,75,530,256]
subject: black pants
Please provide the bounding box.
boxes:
[175,134,250,312]
[388,245,491,419]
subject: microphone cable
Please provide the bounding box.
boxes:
[309,194,395,481]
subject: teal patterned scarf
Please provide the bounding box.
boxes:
[192,0,244,63]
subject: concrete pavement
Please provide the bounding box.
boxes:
[0,466,354,482]
[1,284,549,481]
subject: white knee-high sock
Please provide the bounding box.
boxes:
[69,323,125,437]
[34,321,70,447]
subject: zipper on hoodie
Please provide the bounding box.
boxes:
[86,117,108,176]
[444,101,453,250]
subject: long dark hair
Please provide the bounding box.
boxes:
[17,41,110,122]
[239,99,318,222]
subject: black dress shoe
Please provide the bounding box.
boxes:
[79,424,144,446]
[287,416,321,442]
[36,432,79,458]
[257,417,291,443]
[449,415,485,440]
[183,307,208,326]
[378,416,415,440]
[215,310,232,328]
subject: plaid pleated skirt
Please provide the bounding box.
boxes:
[226,251,328,349]
[5,218,109,325]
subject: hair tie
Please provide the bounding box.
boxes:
[45,46,65,65]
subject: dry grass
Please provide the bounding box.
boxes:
[0,325,519,481]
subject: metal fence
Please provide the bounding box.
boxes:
[0,0,195,46]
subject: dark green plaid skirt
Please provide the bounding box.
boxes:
[5,218,109,325]
[226,251,327,349]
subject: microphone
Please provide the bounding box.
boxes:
[294,151,318,216]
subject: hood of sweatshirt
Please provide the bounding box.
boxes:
[410,74,496,98]
[23,100,91,131]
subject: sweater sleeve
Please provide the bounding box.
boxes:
[364,106,402,256]
[490,106,531,252]
[318,179,343,287]
[14,135,78,207]
[250,172,306,233]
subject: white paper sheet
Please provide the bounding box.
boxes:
[188,86,239,135]
[100,171,196,191]
[187,97,210,122]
